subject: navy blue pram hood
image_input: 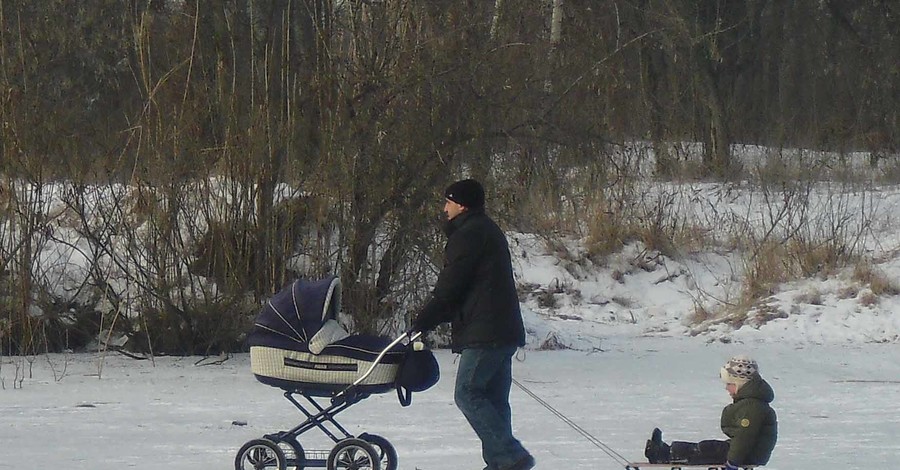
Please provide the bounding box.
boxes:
[248,276,342,351]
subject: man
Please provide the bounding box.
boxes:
[644,355,778,468]
[412,178,533,470]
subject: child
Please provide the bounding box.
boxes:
[644,355,778,468]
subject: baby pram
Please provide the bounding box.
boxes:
[235,276,439,470]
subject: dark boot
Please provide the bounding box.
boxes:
[503,453,535,470]
[644,428,670,464]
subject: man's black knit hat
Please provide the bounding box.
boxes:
[444,179,485,209]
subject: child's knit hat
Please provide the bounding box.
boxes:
[720,355,759,389]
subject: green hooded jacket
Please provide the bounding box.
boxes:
[720,374,778,465]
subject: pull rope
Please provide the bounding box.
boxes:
[512,377,633,468]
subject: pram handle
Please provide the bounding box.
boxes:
[333,331,422,402]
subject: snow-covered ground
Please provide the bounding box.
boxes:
[2,338,898,469]
[511,182,900,350]
[3,160,900,469]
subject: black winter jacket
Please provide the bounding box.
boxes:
[414,209,526,352]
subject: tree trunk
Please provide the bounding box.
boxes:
[490,0,504,40]
[697,57,732,177]
[550,0,564,50]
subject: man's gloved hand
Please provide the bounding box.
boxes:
[724,461,739,470]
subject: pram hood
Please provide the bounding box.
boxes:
[248,276,348,353]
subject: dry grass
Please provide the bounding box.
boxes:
[794,288,824,305]
[688,301,716,325]
[742,241,791,302]
[836,285,860,300]
[536,332,569,350]
[789,239,848,278]
[585,193,712,262]
[852,264,900,296]
[741,238,860,308]
[585,208,637,261]
[858,290,879,307]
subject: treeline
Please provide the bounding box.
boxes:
[0,0,897,355]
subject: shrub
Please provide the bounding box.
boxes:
[858,290,878,307]
[135,295,257,356]
[585,203,635,261]
[852,264,900,297]
[794,288,824,305]
[741,241,790,303]
[688,301,715,325]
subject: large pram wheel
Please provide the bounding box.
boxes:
[357,433,397,470]
[235,438,287,470]
[326,437,381,470]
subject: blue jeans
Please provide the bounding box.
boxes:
[455,346,528,469]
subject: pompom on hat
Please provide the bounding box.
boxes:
[444,179,485,209]
[720,355,759,389]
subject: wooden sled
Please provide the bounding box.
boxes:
[626,464,756,470]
